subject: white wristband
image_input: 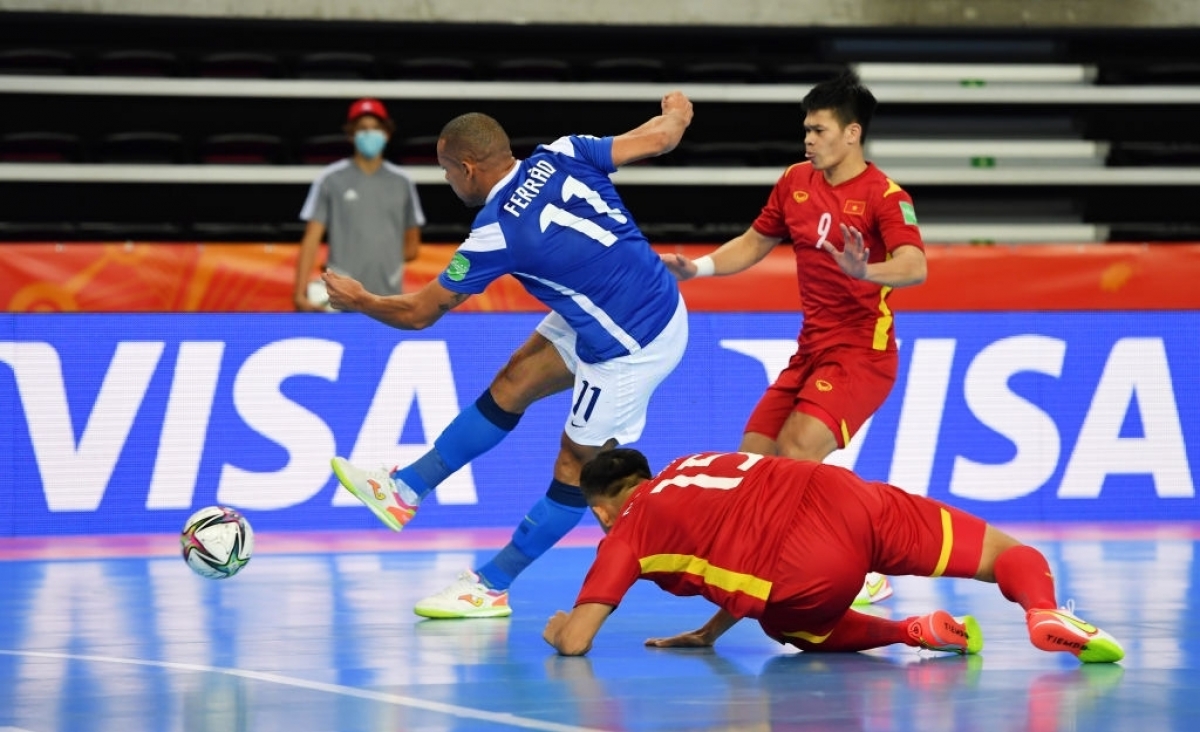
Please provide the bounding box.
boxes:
[693,255,716,278]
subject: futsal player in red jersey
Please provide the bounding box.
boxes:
[662,71,925,606]
[543,449,1124,664]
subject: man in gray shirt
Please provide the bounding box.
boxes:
[294,98,426,310]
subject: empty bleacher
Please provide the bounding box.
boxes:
[1,13,1199,244]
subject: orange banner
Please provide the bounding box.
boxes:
[2,242,1199,313]
[0,242,539,313]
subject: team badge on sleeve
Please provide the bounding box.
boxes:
[899,201,919,225]
[446,252,471,281]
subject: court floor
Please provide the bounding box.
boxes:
[2,523,1197,731]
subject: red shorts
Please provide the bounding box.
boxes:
[743,345,898,448]
[757,464,986,646]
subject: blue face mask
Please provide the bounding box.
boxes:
[354,129,387,159]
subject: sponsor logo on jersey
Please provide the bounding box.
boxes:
[792,191,809,203]
[844,200,866,216]
[816,379,833,392]
[899,201,919,225]
[446,252,471,281]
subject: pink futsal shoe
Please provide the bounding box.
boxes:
[907,610,983,655]
[1026,605,1124,663]
[330,457,420,531]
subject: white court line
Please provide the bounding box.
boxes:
[0,649,606,732]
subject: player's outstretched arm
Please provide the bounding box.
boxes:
[660,227,782,281]
[610,91,693,167]
[645,608,740,648]
[544,603,616,656]
[323,271,470,330]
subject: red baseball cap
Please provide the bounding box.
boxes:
[347,98,390,123]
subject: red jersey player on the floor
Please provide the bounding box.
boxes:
[662,70,926,607]
[543,449,1124,664]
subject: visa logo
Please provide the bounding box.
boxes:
[0,321,1196,519]
[0,338,480,511]
[719,335,1194,501]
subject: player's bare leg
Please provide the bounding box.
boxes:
[415,335,604,619]
[333,332,573,539]
[739,431,778,456]
[770,411,839,463]
[488,332,578,413]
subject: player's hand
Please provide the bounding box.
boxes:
[660,252,697,281]
[644,627,716,649]
[661,90,694,127]
[819,223,870,280]
[322,270,365,312]
[543,610,571,647]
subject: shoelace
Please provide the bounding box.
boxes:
[433,572,488,598]
[375,465,399,480]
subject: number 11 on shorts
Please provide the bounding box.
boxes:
[572,380,601,425]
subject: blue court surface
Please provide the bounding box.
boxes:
[2,523,1197,731]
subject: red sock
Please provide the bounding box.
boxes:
[790,610,915,652]
[993,545,1058,612]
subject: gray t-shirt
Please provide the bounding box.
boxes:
[300,159,426,296]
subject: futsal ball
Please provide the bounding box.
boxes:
[180,506,254,580]
[306,279,336,312]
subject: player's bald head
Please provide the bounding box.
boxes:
[581,448,653,502]
[438,112,511,165]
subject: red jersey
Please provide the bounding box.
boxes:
[752,162,923,353]
[574,452,818,620]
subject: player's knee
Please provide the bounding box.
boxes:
[772,410,840,456]
[776,416,839,462]
[554,437,601,484]
[975,525,1025,582]
[739,432,778,456]
[776,434,835,462]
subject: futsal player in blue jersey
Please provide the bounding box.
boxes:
[324,91,694,618]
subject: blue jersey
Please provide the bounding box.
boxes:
[437,135,681,364]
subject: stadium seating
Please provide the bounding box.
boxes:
[395,135,440,165]
[197,52,285,79]
[0,47,74,75]
[584,57,667,83]
[680,61,763,84]
[92,49,181,77]
[0,131,84,163]
[199,133,290,165]
[0,13,1198,244]
[96,132,187,164]
[492,58,573,82]
[385,56,476,81]
[296,52,377,80]
[297,134,353,165]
